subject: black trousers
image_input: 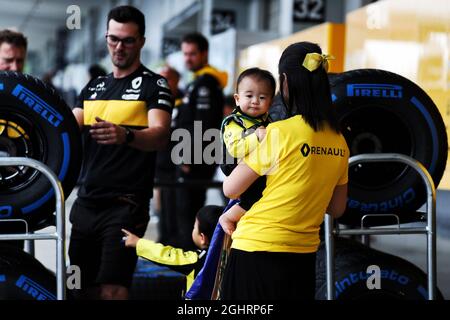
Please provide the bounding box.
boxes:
[221,248,316,300]
[158,187,179,245]
[175,165,216,251]
[68,196,149,291]
[175,186,207,251]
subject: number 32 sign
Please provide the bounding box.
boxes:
[293,0,325,23]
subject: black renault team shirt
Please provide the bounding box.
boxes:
[75,65,173,201]
[174,65,227,178]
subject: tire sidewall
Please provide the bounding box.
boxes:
[0,72,81,230]
[330,69,447,224]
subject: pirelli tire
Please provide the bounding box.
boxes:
[0,244,56,300]
[130,258,186,300]
[0,71,82,231]
[315,238,444,300]
[330,69,448,226]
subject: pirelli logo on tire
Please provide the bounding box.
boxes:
[346,84,403,99]
[12,84,64,127]
[300,143,346,157]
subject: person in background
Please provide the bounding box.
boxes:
[174,32,227,251]
[0,29,27,72]
[221,42,349,300]
[223,95,235,117]
[69,5,172,300]
[155,65,183,246]
[122,205,224,293]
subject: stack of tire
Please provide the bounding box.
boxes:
[329,69,447,226]
[315,237,444,300]
[0,244,56,300]
[0,71,82,230]
[130,258,186,300]
[1,69,447,299]
[0,71,81,299]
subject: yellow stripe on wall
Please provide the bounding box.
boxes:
[326,23,346,73]
[84,100,148,126]
[238,22,346,85]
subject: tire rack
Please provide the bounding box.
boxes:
[324,153,437,300]
[0,157,66,300]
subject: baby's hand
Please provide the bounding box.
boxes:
[255,126,266,142]
[121,229,140,248]
[219,213,236,236]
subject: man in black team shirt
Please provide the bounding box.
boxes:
[174,33,227,250]
[69,6,172,300]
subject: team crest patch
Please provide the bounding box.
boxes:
[132,77,142,89]
[198,86,210,97]
[157,78,170,89]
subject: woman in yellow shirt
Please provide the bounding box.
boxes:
[220,41,349,299]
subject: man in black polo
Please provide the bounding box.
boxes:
[174,32,227,250]
[69,6,172,300]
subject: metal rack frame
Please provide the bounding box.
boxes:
[325,153,437,300]
[0,157,66,300]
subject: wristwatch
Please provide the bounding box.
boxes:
[124,127,135,144]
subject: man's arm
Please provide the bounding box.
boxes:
[127,108,171,151]
[89,108,171,151]
[72,107,84,130]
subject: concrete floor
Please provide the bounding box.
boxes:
[33,188,450,299]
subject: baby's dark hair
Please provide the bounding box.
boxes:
[196,205,224,241]
[236,67,276,98]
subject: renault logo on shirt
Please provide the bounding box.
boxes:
[132,77,142,89]
[300,143,345,157]
[300,143,310,157]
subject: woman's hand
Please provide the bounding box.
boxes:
[219,213,236,236]
[121,229,140,248]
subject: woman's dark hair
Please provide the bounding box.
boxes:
[236,67,276,98]
[182,32,209,52]
[107,5,146,36]
[196,205,224,241]
[278,41,340,133]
